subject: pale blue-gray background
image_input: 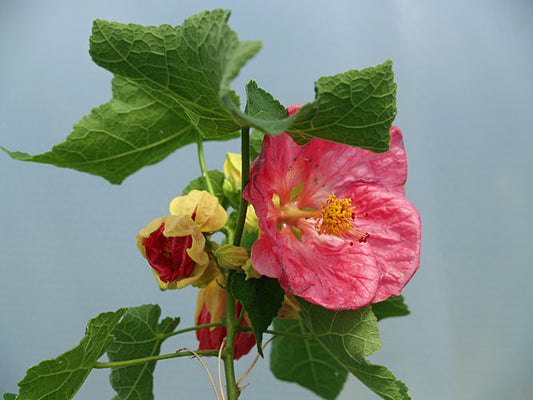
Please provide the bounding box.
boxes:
[1,0,532,399]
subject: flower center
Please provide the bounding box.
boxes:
[314,195,369,244]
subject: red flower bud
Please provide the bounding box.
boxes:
[195,276,256,359]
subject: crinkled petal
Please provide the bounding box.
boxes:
[250,235,282,279]
[287,104,406,195]
[344,185,421,302]
[250,134,310,205]
[162,215,209,268]
[169,190,227,232]
[252,222,381,310]
[300,127,407,204]
[136,215,211,290]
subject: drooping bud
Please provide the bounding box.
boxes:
[195,275,256,359]
[223,152,242,185]
[214,245,249,270]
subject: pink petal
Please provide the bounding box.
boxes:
[252,221,381,310]
[302,126,407,199]
[344,184,421,302]
[287,104,406,195]
[251,134,309,205]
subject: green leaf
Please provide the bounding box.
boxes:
[90,10,260,139]
[16,309,127,400]
[270,318,348,400]
[3,10,260,184]
[182,169,227,208]
[244,80,288,160]
[372,296,410,321]
[2,76,201,184]
[229,273,285,356]
[249,130,265,161]
[108,305,180,400]
[3,394,17,400]
[245,80,288,121]
[298,299,410,400]
[286,60,396,152]
[298,299,381,359]
[221,79,292,143]
[222,62,396,153]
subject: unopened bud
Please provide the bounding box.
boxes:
[214,245,249,270]
[245,205,259,232]
[223,153,242,185]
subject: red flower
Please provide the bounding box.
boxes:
[136,190,226,290]
[243,105,421,310]
[142,221,196,281]
[195,276,256,360]
[136,215,215,289]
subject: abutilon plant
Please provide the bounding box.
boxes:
[2,8,420,400]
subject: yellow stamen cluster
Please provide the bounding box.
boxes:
[315,195,355,237]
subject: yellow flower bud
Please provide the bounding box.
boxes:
[245,205,259,232]
[169,190,227,232]
[214,245,249,270]
[223,153,242,185]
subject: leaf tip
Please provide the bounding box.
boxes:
[1,146,32,161]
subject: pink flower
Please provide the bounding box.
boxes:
[243,105,421,310]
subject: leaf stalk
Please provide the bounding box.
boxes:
[93,349,218,369]
[196,131,215,195]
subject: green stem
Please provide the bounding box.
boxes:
[223,270,240,399]
[233,127,250,246]
[196,131,215,195]
[219,127,251,398]
[93,350,219,369]
[160,322,224,340]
